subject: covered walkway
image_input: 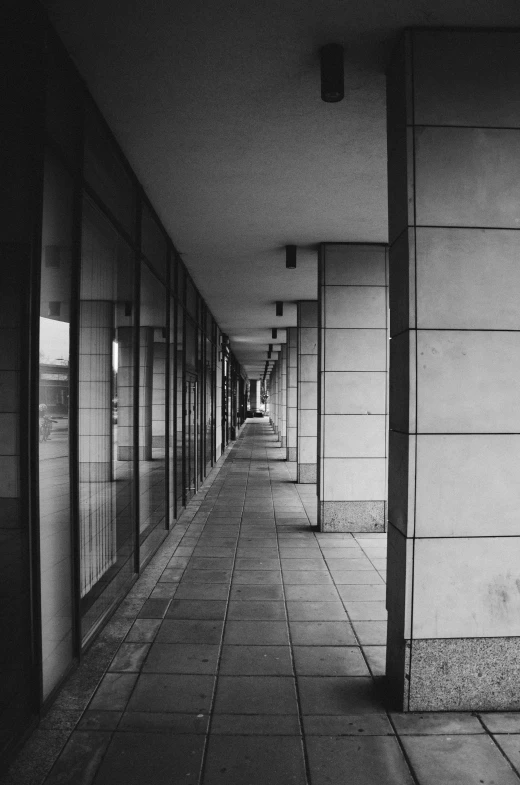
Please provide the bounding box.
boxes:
[4,420,520,785]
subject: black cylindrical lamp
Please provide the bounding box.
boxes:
[285,245,297,269]
[276,301,283,316]
[320,43,344,103]
[272,328,278,339]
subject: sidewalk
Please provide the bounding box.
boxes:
[3,420,520,785]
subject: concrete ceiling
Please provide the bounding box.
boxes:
[42,0,520,377]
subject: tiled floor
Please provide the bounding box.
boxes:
[4,420,520,784]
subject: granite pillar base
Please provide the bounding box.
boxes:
[319,501,385,532]
[298,463,316,484]
[391,637,520,712]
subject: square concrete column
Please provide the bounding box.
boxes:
[318,244,388,532]
[387,30,520,711]
[280,344,287,448]
[286,328,298,464]
[297,301,318,483]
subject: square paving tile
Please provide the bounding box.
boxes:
[180,569,232,584]
[337,584,386,602]
[137,598,172,618]
[211,714,300,735]
[331,570,384,585]
[232,570,282,585]
[219,645,293,676]
[92,732,205,785]
[344,601,388,621]
[303,714,393,736]
[109,644,151,673]
[174,584,229,600]
[230,584,285,601]
[351,621,387,645]
[289,621,356,646]
[118,711,209,734]
[202,736,307,785]
[214,675,298,714]
[45,731,111,784]
[224,620,289,645]
[284,585,340,602]
[282,571,333,585]
[125,619,162,643]
[298,676,382,715]
[306,736,414,785]
[401,734,520,785]
[227,601,286,620]
[293,646,369,676]
[286,601,348,621]
[363,646,386,677]
[480,713,520,733]
[156,619,224,644]
[89,674,138,711]
[391,712,484,735]
[127,674,214,713]
[166,599,227,619]
[143,643,220,674]
[189,556,235,569]
[234,558,281,570]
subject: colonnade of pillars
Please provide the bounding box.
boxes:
[265,29,520,714]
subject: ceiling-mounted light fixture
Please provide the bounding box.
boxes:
[285,245,297,269]
[320,43,344,103]
[272,328,278,339]
[268,344,273,352]
[276,301,283,317]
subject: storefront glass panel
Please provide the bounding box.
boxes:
[139,264,167,560]
[78,197,136,643]
[39,148,74,698]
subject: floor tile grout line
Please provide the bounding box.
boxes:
[272,429,313,785]
[196,436,248,785]
[475,713,520,781]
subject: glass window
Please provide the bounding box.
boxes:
[39,148,74,698]
[141,202,167,281]
[84,105,135,237]
[78,197,136,643]
[138,264,167,562]
[176,304,184,507]
[168,295,176,522]
[186,277,197,319]
[205,336,214,472]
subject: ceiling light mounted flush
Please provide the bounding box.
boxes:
[285,245,297,269]
[320,43,344,103]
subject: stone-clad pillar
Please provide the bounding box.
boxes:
[317,244,388,533]
[286,328,298,465]
[387,29,520,711]
[280,344,287,448]
[270,362,278,435]
[297,302,318,483]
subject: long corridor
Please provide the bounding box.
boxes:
[5,420,520,785]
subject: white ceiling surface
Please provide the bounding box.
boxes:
[43,0,520,377]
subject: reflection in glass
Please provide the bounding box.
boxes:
[139,264,167,561]
[176,304,184,507]
[79,198,135,642]
[39,149,74,698]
